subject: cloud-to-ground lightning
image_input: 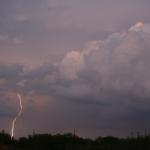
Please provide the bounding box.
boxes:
[11,93,23,138]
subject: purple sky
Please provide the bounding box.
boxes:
[0,0,150,138]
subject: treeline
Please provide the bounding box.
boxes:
[0,130,150,150]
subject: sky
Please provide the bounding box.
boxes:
[0,0,150,138]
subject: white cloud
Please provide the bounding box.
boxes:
[59,51,84,80]
[57,22,150,99]
[130,22,150,34]
[129,22,144,32]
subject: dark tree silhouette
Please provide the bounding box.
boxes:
[0,130,150,150]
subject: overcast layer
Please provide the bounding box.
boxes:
[0,0,150,138]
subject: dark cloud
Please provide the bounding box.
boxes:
[1,0,150,68]
[0,92,19,118]
[1,0,150,138]
[1,22,150,137]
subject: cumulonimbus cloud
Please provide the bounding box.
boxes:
[58,22,150,101]
[1,22,150,104]
[1,22,150,137]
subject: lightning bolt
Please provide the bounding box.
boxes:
[11,93,23,138]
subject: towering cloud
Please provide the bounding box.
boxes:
[59,51,84,80]
[58,22,150,99]
[1,22,150,137]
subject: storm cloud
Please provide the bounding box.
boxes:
[1,22,150,137]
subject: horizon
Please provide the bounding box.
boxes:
[0,129,149,140]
